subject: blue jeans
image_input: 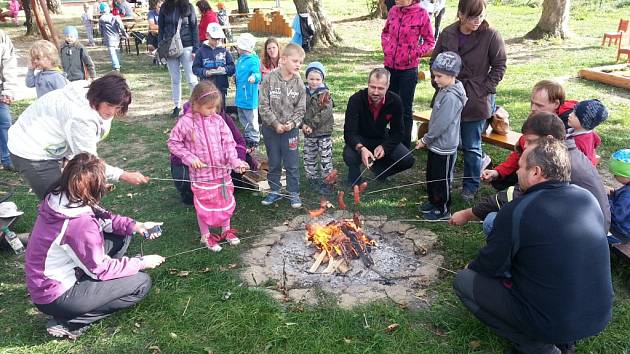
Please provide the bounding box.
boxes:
[107,46,120,70]
[166,47,198,108]
[0,103,11,166]
[386,67,418,149]
[460,120,485,193]
[483,212,497,237]
[262,126,300,195]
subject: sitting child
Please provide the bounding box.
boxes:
[567,99,608,166]
[301,61,334,197]
[60,26,96,82]
[26,40,68,97]
[168,81,249,251]
[609,148,630,241]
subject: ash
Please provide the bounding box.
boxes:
[241,211,445,309]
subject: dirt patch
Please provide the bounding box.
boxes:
[240,212,444,309]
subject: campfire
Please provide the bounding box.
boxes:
[305,218,375,274]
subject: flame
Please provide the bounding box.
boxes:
[305,220,375,259]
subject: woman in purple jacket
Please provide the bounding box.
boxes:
[381,0,435,149]
[25,153,165,339]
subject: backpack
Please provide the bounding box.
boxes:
[298,14,315,52]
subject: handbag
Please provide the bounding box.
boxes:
[490,106,510,136]
[157,17,183,59]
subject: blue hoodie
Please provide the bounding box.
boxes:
[192,43,235,94]
[234,52,261,109]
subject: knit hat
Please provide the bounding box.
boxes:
[610,148,630,178]
[305,61,325,80]
[206,22,225,39]
[236,33,256,52]
[574,99,608,130]
[99,2,110,13]
[431,51,462,77]
[63,26,79,38]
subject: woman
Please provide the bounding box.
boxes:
[381,0,435,149]
[158,0,199,118]
[429,0,506,201]
[259,37,279,78]
[25,153,165,339]
[8,74,149,200]
[196,0,217,42]
[146,0,163,55]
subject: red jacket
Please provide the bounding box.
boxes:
[198,10,219,42]
[495,100,578,178]
[381,2,434,70]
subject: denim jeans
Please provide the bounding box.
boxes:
[483,211,497,237]
[460,120,485,193]
[386,67,418,149]
[107,46,120,70]
[166,47,198,108]
[0,103,11,166]
[262,126,300,195]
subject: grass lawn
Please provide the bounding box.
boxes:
[1,1,630,353]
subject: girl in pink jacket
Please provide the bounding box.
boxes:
[168,81,249,251]
[8,0,20,25]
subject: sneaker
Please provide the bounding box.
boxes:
[418,201,436,214]
[461,189,476,203]
[222,229,240,246]
[424,207,451,221]
[46,319,89,340]
[290,194,302,209]
[201,233,222,252]
[481,154,492,172]
[261,192,282,206]
[1,164,15,171]
[171,106,181,118]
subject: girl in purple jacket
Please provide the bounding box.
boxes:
[168,81,249,252]
[25,153,165,339]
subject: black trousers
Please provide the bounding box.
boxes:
[36,233,152,331]
[453,269,562,354]
[490,171,519,191]
[385,67,418,149]
[426,151,456,213]
[343,143,414,184]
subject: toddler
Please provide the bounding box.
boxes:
[98,2,127,71]
[26,40,68,97]
[8,0,20,26]
[301,61,334,197]
[60,26,96,82]
[234,33,261,150]
[609,148,630,241]
[81,2,96,47]
[168,81,249,251]
[567,99,608,166]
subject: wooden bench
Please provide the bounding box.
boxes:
[413,109,521,151]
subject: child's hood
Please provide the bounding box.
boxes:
[39,193,93,224]
[441,80,467,105]
[306,83,329,96]
[38,68,67,77]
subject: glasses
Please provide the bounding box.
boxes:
[466,13,486,23]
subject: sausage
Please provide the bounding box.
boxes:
[308,207,326,218]
[353,185,361,205]
[337,191,346,210]
[323,169,338,185]
[359,181,368,193]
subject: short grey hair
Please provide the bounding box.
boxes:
[524,137,571,182]
[368,68,390,86]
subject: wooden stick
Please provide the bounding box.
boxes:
[323,258,344,274]
[309,250,326,273]
[181,296,191,316]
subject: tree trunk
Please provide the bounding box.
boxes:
[237,0,248,13]
[22,0,35,35]
[369,0,389,19]
[293,0,341,47]
[525,0,571,39]
[46,0,61,14]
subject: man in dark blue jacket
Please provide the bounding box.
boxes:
[454,137,613,354]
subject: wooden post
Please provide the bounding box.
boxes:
[38,0,60,47]
[30,0,48,41]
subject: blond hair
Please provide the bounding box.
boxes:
[29,40,61,69]
[281,43,305,59]
[190,80,222,113]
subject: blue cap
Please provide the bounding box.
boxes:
[99,2,110,13]
[574,99,608,130]
[305,61,326,80]
[64,26,79,38]
[431,51,462,77]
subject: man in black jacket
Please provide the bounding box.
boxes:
[454,138,613,354]
[343,68,414,185]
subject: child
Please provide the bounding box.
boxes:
[26,40,68,98]
[167,81,249,251]
[416,51,467,220]
[60,26,96,82]
[8,0,20,26]
[192,22,235,109]
[567,99,608,166]
[234,33,262,150]
[301,61,334,197]
[259,43,306,208]
[98,2,127,71]
[216,2,232,42]
[0,30,17,171]
[81,2,96,47]
[609,148,630,241]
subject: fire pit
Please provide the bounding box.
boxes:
[241,211,445,309]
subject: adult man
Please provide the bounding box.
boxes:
[454,138,613,354]
[343,68,414,185]
[449,112,611,234]
[482,80,577,190]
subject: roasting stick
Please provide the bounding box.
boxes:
[396,219,484,224]
[362,176,479,196]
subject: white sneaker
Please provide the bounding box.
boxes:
[481,154,492,172]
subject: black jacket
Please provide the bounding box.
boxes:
[158,2,199,51]
[343,89,404,154]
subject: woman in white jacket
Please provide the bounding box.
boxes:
[8,73,149,200]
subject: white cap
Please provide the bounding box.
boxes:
[206,22,225,39]
[0,202,23,218]
[236,33,256,52]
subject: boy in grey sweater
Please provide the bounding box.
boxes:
[98,2,127,71]
[416,51,467,220]
[259,43,306,208]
